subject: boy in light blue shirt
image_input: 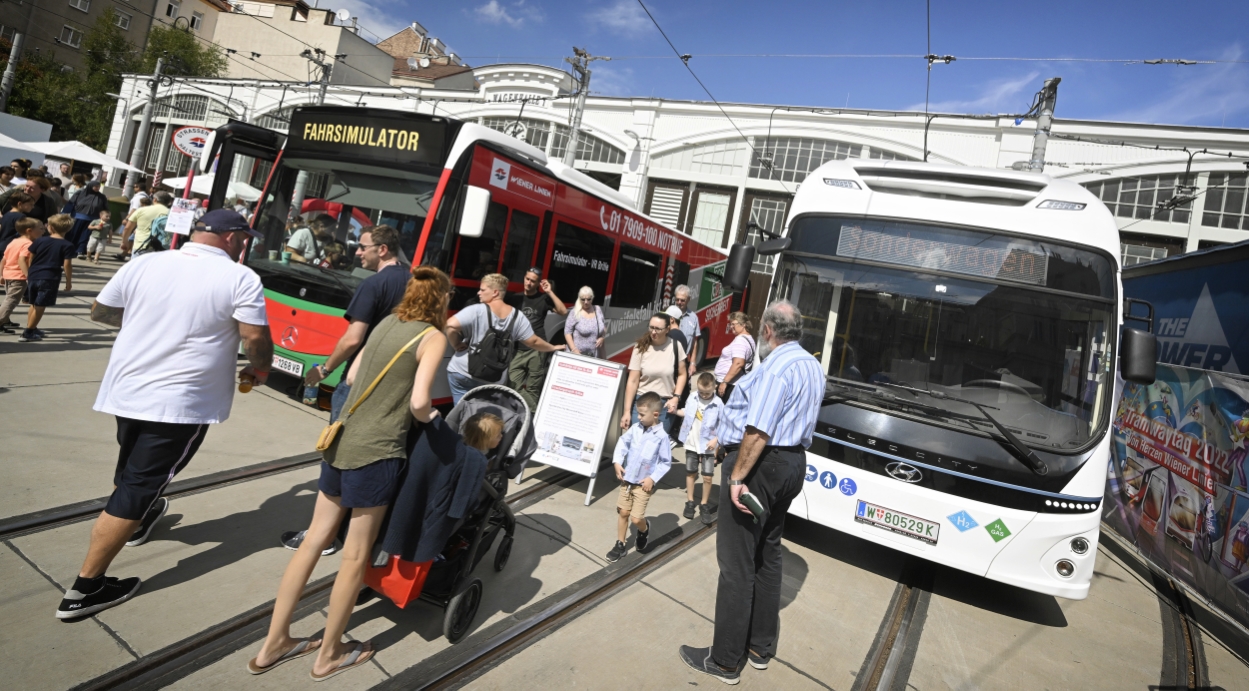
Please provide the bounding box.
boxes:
[608,392,672,562]
[677,372,723,524]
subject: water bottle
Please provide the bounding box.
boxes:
[303,364,321,405]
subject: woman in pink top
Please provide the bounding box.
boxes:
[714,312,755,399]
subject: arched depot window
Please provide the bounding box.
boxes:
[480,117,625,165]
[749,137,863,183]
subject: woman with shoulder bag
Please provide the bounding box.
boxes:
[251,267,451,681]
[620,313,688,433]
[565,285,606,358]
[715,312,756,401]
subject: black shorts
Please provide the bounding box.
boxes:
[318,458,404,509]
[25,278,60,307]
[105,417,209,521]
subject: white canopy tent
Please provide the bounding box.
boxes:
[160,173,262,202]
[23,140,143,173]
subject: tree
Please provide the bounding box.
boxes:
[141,26,227,78]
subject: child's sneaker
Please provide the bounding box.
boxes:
[700,503,714,525]
[636,522,650,552]
[606,540,627,562]
[18,328,41,342]
[683,500,697,520]
[33,328,46,337]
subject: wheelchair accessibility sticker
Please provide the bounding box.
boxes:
[838,477,857,496]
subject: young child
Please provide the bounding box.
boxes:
[21,213,75,342]
[1,218,43,334]
[463,411,505,456]
[87,209,112,264]
[677,371,723,524]
[608,392,672,562]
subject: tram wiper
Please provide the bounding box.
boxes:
[872,381,1049,476]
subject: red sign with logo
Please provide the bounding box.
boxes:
[470,148,555,210]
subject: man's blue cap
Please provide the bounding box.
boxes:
[195,209,262,238]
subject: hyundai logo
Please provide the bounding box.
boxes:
[280,326,299,348]
[885,462,922,483]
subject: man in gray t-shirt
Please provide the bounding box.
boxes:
[444,274,564,405]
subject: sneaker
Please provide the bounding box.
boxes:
[636,522,650,552]
[679,645,740,685]
[0,325,13,334]
[33,328,46,337]
[280,529,340,556]
[18,329,40,342]
[56,576,142,620]
[77,254,87,260]
[1,320,17,328]
[606,540,627,563]
[747,650,769,670]
[684,500,697,520]
[126,497,169,546]
[700,503,714,525]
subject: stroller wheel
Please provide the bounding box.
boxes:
[443,578,483,644]
[494,535,514,572]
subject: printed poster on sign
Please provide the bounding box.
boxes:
[1104,364,1249,629]
[172,126,213,159]
[164,198,198,237]
[529,352,626,485]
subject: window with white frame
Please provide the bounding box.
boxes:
[745,198,788,273]
[257,106,296,131]
[1120,243,1169,267]
[69,0,90,12]
[1083,175,1191,225]
[1202,173,1249,230]
[690,191,731,247]
[0,26,15,43]
[165,0,181,18]
[868,148,916,161]
[114,11,132,30]
[59,25,84,48]
[190,11,204,30]
[749,137,863,183]
[479,117,623,164]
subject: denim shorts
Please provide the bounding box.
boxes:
[685,451,714,477]
[318,458,405,508]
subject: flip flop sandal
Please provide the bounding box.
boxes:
[246,638,321,675]
[310,641,374,682]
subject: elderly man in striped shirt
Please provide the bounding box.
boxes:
[679,300,824,685]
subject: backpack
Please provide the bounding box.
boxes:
[143,214,169,252]
[467,305,518,381]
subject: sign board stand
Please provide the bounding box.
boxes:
[518,351,626,506]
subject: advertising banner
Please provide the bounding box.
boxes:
[165,197,198,237]
[1105,364,1249,628]
[525,352,626,505]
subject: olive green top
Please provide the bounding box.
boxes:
[323,315,433,470]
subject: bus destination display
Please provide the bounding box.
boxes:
[286,110,448,167]
[837,224,1049,286]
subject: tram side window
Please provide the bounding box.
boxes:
[670,259,690,301]
[453,201,508,281]
[501,209,540,283]
[548,221,614,304]
[613,244,662,310]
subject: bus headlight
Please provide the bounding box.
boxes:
[1070,537,1089,555]
[1055,559,1075,578]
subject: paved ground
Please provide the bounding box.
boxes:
[1,256,1247,690]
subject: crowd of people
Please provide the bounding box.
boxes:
[41,169,821,682]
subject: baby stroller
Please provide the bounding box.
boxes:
[365,385,536,643]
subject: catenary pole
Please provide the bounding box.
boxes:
[289,49,335,223]
[0,32,25,113]
[1028,77,1061,172]
[124,58,169,199]
[562,48,609,167]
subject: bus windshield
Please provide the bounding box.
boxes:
[777,215,1117,452]
[246,159,441,308]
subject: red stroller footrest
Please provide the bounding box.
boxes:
[365,555,434,609]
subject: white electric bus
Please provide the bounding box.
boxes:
[722,160,1157,599]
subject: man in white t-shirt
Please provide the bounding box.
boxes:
[56,209,273,621]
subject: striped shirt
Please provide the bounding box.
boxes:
[718,340,824,448]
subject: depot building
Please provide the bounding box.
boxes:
[105,63,1249,273]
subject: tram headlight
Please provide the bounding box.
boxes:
[1070,537,1089,555]
[1055,559,1075,578]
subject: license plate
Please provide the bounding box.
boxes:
[855,500,940,545]
[272,354,303,377]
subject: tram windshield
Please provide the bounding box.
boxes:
[776,215,1117,452]
[245,159,441,308]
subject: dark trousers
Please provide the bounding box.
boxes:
[711,446,806,669]
[68,217,93,256]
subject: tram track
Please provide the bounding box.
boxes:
[67,468,581,691]
[0,452,325,541]
[851,558,935,691]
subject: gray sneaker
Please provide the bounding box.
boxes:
[606,540,627,562]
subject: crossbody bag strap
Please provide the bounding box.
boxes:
[344,326,435,418]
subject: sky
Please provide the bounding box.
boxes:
[325,0,1249,129]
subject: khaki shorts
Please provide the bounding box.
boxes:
[616,482,653,520]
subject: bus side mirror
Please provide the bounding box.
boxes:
[459,186,491,238]
[1120,327,1157,385]
[723,243,755,292]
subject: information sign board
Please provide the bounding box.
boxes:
[165,197,198,237]
[524,351,626,505]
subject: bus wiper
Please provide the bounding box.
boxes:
[872,381,1049,476]
[825,376,981,424]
